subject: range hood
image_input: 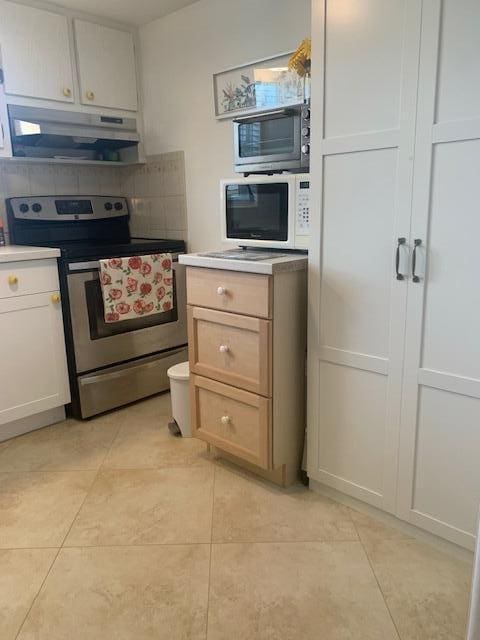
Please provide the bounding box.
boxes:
[8,105,140,162]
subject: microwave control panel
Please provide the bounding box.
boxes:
[296,179,310,236]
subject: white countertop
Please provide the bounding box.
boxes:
[0,245,61,263]
[179,251,308,275]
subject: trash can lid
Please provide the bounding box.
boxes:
[167,361,190,381]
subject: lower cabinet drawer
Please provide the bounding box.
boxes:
[0,259,59,299]
[191,374,271,469]
[188,306,271,396]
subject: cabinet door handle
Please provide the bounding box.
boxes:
[412,239,422,283]
[86,90,95,101]
[395,237,406,280]
[63,87,72,98]
[221,415,231,425]
[219,344,229,353]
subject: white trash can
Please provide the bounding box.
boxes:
[167,361,191,437]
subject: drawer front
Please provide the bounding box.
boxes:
[0,259,59,299]
[188,306,271,396]
[186,267,271,318]
[191,374,271,469]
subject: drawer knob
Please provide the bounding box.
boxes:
[86,90,95,101]
[221,415,231,425]
[63,87,72,97]
[51,293,61,304]
[8,275,18,285]
[219,344,229,353]
[216,286,227,295]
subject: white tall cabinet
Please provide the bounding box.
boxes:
[308,0,480,550]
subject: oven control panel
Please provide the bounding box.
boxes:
[296,178,310,236]
[8,196,129,221]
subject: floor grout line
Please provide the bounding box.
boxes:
[351,518,403,640]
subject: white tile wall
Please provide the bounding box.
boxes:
[0,151,188,245]
[121,151,188,242]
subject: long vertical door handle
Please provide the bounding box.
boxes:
[412,239,422,282]
[395,237,406,280]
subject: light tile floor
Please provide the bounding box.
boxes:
[0,392,473,639]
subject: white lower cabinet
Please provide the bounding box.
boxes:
[309,0,480,550]
[0,260,70,430]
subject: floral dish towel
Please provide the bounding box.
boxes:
[99,254,174,323]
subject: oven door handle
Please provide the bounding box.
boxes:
[68,253,182,272]
[68,261,100,272]
[233,108,294,124]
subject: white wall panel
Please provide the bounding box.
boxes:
[422,139,480,379]
[435,0,480,124]
[413,386,480,536]
[318,362,387,496]
[324,0,405,138]
[321,148,398,359]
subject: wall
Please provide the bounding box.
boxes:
[0,152,187,244]
[139,0,311,252]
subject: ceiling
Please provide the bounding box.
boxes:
[48,0,200,26]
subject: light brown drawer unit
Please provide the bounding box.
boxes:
[186,267,272,318]
[188,306,271,396]
[191,374,271,469]
[185,260,307,486]
[0,259,59,299]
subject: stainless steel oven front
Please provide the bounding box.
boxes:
[67,256,187,374]
[65,254,187,417]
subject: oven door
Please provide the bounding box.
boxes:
[67,257,187,373]
[233,108,301,171]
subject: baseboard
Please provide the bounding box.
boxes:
[0,406,66,442]
[310,479,474,563]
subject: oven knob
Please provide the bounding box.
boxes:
[114,202,123,211]
[104,202,113,211]
[32,203,42,213]
[302,107,311,119]
[19,203,29,213]
[301,144,310,154]
[302,127,310,137]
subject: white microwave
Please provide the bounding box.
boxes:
[220,174,310,250]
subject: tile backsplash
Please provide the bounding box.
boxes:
[0,150,187,245]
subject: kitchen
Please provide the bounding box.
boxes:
[0,1,478,639]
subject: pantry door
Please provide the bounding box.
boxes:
[397,0,480,550]
[307,0,421,512]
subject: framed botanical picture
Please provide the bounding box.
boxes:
[213,51,305,119]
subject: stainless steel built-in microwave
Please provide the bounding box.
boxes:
[221,174,310,250]
[233,103,310,173]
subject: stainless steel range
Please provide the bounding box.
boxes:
[7,195,187,419]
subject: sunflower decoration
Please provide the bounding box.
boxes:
[289,38,311,77]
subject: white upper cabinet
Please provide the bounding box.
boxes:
[0,1,74,103]
[74,20,138,111]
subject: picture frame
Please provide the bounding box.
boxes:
[213,51,305,120]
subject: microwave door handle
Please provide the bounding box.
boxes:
[233,108,294,124]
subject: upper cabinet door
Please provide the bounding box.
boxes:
[0,1,74,102]
[74,20,138,111]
